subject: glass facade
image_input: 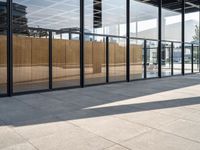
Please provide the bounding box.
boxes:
[12,0,80,92]
[173,43,182,75]
[161,42,172,77]
[85,0,126,36]
[130,39,144,80]
[52,33,80,88]
[0,0,199,96]
[184,43,192,74]
[185,0,199,43]
[162,0,182,41]
[0,0,7,94]
[130,0,158,40]
[193,45,200,72]
[146,40,158,78]
[109,37,126,82]
[84,36,106,85]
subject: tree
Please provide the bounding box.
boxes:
[193,25,199,41]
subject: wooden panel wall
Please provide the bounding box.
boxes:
[130,44,143,75]
[0,36,7,85]
[0,36,143,84]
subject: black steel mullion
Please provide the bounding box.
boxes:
[144,40,147,79]
[80,0,84,87]
[106,36,109,83]
[199,5,200,73]
[7,0,13,96]
[171,42,174,76]
[158,0,162,78]
[199,45,200,72]
[49,31,53,89]
[126,0,130,82]
[191,44,194,73]
[182,0,185,75]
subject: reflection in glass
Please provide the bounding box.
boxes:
[184,44,192,74]
[85,0,126,36]
[130,39,144,80]
[185,0,199,43]
[130,0,158,40]
[173,43,182,75]
[193,46,199,73]
[12,0,80,92]
[161,42,172,76]
[0,0,7,94]
[109,38,126,82]
[146,41,158,78]
[162,3,182,41]
[13,34,49,92]
[52,33,80,88]
[84,36,106,85]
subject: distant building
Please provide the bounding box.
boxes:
[0,1,28,34]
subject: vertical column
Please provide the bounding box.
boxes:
[7,0,13,96]
[191,44,194,73]
[182,0,185,75]
[80,0,84,87]
[171,42,174,76]
[106,36,109,83]
[158,0,162,78]
[199,6,200,73]
[126,0,130,82]
[144,40,147,79]
[49,31,52,89]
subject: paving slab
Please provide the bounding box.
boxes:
[0,74,199,150]
[121,129,200,150]
[70,115,151,143]
[159,119,200,143]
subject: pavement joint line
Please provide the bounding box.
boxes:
[155,127,200,144]
[109,114,200,144]
[66,119,134,150]
[7,125,40,150]
[102,143,131,150]
[111,109,200,142]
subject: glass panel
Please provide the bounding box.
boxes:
[162,1,182,41]
[130,39,144,80]
[185,0,199,43]
[193,46,199,73]
[173,43,182,75]
[161,42,172,77]
[109,37,126,82]
[85,0,126,36]
[0,0,7,94]
[52,33,80,88]
[130,0,158,40]
[12,0,80,92]
[146,40,158,78]
[184,44,192,74]
[84,36,106,85]
[13,33,49,92]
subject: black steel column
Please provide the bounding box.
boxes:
[7,0,13,96]
[144,40,147,79]
[49,31,53,89]
[126,0,130,82]
[106,36,109,83]
[80,0,84,87]
[182,0,185,75]
[158,0,162,78]
[191,44,194,73]
[171,42,174,76]
[199,5,200,73]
